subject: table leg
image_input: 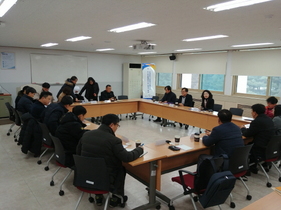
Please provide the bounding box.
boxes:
[132,161,161,210]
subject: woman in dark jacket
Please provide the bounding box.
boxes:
[201,90,214,111]
[79,77,99,101]
[15,85,30,110]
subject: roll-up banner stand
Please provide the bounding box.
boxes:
[142,63,156,99]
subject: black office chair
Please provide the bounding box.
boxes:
[10,106,22,142]
[117,95,129,120]
[73,155,111,210]
[37,122,55,171]
[169,157,233,210]
[49,135,74,196]
[229,145,253,201]
[4,102,16,136]
[213,104,222,112]
[149,96,160,121]
[229,108,243,116]
[257,135,281,187]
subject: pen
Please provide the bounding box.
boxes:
[139,151,148,157]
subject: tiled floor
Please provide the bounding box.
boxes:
[0,114,280,210]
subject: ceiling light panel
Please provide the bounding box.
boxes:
[41,43,58,47]
[175,48,202,52]
[109,22,156,33]
[0,0,17,17]
[66,36,92,42]
[183,35,228,42]
[231,43,273,47]
[96,48,115,51]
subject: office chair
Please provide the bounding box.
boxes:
[229,145,253,201]
[256,135,281,187]
[73,155,111,210]
[229,108,243,116]
[117,95,129,120]
[169,157,232,210]
[10,106,22,142]
[213,104,222,112]
[148,96,160,121]
[4,102,16,136]
[49,135,74,196]
[37,122,55,171]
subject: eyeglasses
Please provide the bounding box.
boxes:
[116,123,120,127]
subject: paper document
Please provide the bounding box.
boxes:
[177,145,193,151]
[244,124,250,129]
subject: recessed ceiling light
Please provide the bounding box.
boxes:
[41,43,58,47]
[231,43,274,47]
[96,48,115,51]
[0,0,17,17]
[175,48,202,52]
[109,22,156,33]
[66,36,92,42]
[204,0,273,12]
[138,52,157,55]
[183,35,228,42]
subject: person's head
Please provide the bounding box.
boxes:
[201,90,213,99]
[266,96,278,109]
[164,86,172,94]
[274,105,281,117]
[18,85,30,96]
[106,85,112,93]
[62,86,72,95]
[87,77,95,85]
[26,87,37,98]
[102,114,120,133]
[251,103,265,119]
[72,105,87,122]
[42,82,50,92]
[181,88,188,97]
[218,109,232,124]
[60,95,73,109]
[71,76,78,84]
[39,91,52,105]
[74,86,80,94]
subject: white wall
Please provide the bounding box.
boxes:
[0,47,141,104]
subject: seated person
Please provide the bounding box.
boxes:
[177,87,193,107]
[241,104,275,173]
[273,105,281,135]
[201,90,214,111]
[202,109,244,157]
[57,86,72,102]
[43,95,73,135]
[17,87,36,114]
[55,105,88,166]
[265,96,278,118]
[41,82,50,92]
[76,114,143,207]
[100,84,116,101]
[30,91,52,122]
[154,85,177,122]
[15,85,30,110]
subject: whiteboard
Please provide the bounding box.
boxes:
[30,54,88,84]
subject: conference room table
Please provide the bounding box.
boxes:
[72,99,252,130]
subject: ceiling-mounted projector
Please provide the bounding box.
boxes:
[133,41,155,50]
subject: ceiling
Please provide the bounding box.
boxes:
[0,0,281,55]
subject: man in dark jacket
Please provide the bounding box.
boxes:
[43,96,73,135]
[17,87,36,114]
[178,87,193,128]
[154,85,177,122]
[56,76,78,101]
[203,109,244,157]
[55,106,88,166]
[30,91,52,122]
[100,85,116,101]
[241,103,275,173]
[76,114,143,207]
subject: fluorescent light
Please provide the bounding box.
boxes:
[138,52,157,55]
[204,0,273,12]
[183,35,228,42]
[109,22,156,33]
[0,0,17,17]
[41,43,58,47]
[231,43,273,47]
[175,48,202,52]
[66,36,92,42]
[96,48,115,51]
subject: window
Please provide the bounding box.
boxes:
[270,76,281,97]
[200,74,225,92]
[181,74,199,89]
[236,76,267,96]
[157,73,172,86]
